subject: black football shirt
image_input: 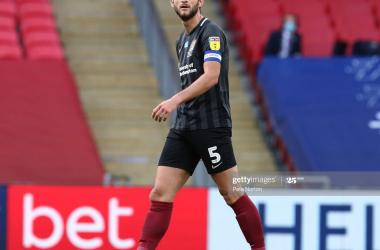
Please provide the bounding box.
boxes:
[173,17,232,130]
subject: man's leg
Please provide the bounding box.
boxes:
[137,166,190,250]
[211,166,266,250]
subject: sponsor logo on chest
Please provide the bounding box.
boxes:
[187,39,197,57]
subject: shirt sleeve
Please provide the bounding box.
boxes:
[201,24,224,64]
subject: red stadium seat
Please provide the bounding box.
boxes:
[0,45,22,59]
[371,1,380,19]
[227,0,280,30]
[235,0,280,17]
[280,0,321,2]
[240,15,282,35]
[0,31,18,45]
[283,2,327,16]
[334,12,375,30]
[233,13,280,45]
[248,33,270,63]
[237,15,281,48]
[298,15,332,32]
[15,0,48,5]
[330,2,373,16]
[0,17,15,31]
[23,31,60,48]
[19,3,54,19]
[0,2,16,18]
[324,0,365,4]
[302,28,336,56]
[237,14,282,63]
[229,0,280,23]
[21,18,56,33]
[27,45,64,60]
[281,0,321,5]
[339,28,380,44]
[334,13,377,43]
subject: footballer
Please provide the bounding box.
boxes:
[137,0,265,249]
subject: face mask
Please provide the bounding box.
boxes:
[284,22,297,33]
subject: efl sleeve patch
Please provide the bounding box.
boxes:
[204,50,222,63]
[209,37,221,51]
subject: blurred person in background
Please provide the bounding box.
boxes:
[265,14,302,58]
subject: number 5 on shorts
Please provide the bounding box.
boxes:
[208,146,221,164]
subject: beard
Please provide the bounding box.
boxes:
[174,1,199,22]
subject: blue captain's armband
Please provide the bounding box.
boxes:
[204,50,222,63]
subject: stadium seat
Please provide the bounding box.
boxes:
[238,15,282,63]
[0,31,18,45]
[0,45,22,59]
[27,45,64,60]
[0,2,16,18]
[298,15,332,32]
[339,28,380,44]
[227,0,280,31]
[0,17,15,31]
[21,18,56,33]
[238,15,281,36]
[19,3,54,19]
[280,0,321,4]
[23,31,60,48]
[334,13,375,28]
[235,0,280,17]
[301,28,336,56]
[246,32,273,64]
[371,1,380,19]
[282,2,327,16]
[333,13,378,44]
[15,0,48,6]
[324,0,365,4]
[330,2,373,16]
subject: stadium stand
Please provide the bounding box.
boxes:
[0,0,104,184]
[23,31,60,48]
[0,2,16,20]
[51,0,170,185]
[0,0,64,60]
[221,0,380,64]
[0,17,16,31]
[0,30,18,45]
[258,58,380,175]
[218,0,380,171]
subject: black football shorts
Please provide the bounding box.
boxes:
[158,127,237,175]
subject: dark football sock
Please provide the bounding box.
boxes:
[137,201,173,250]
[231,194,266,249]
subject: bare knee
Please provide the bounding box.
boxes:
[149,187,174,203]
[218,188,241,206]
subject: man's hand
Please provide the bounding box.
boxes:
[151,61,220,123]
[152,97,180,122]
